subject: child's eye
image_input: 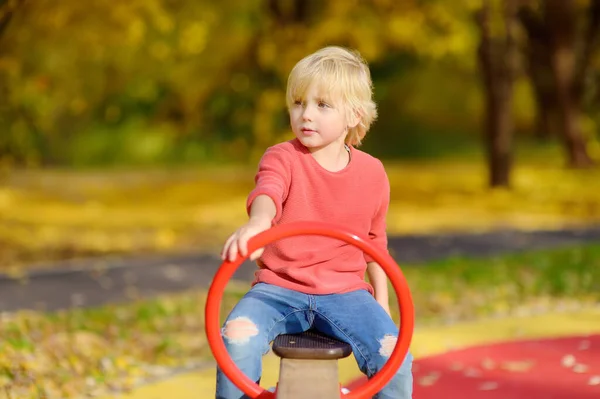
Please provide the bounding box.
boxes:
[293,100,303,106]
[318,101,330,108]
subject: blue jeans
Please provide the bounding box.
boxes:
[215,283,413,399]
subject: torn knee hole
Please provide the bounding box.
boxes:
[223,317,259,344]
[378,334,397,357]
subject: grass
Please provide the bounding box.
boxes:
[404,243,600,323]
[0,282,248,399]
[1,158,600,271]
[1,243,599,398]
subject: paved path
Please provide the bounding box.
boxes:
[1,226,600,312]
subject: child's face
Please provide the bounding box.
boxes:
[289,82,357,152]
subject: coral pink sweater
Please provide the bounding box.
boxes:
[246,139,390,295]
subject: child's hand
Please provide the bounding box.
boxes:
[221,216,272,262]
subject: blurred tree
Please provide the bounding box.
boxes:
[518,0,600,167]
[0,0,265,165]
[476,0,519,187]
[0,0,27,168]
[517,3,559,140]
[5,0,594,171]
[0,0,23,35]
[0,0,488,166]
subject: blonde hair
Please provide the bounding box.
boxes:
[286,46,378,147]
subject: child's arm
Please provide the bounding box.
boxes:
[366,162,392,316]
[221,195,276,262]
[367,261,391,317]
[221,146,291,262]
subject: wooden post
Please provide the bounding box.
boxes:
[277,358,341,399]
[272,330,353,399]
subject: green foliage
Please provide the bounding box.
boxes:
[1,0,265,166]
[0,0,549,167]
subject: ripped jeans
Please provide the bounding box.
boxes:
[215,283,413,399]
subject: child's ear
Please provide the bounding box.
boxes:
[347,111,361,129]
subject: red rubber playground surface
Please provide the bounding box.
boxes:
[346,334,600,398]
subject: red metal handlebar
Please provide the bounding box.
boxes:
[205,221,414,398]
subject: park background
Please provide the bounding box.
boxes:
[1,0,600,398]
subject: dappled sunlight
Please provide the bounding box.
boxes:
[386,161,600,234]
[1,160,599,269]
[0,167,254,268]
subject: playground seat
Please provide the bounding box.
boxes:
[272,329,352,398]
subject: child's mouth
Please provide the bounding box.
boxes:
[301,128,317,136]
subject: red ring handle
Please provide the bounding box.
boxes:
[205,221,414,399]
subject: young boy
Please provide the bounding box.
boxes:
[218,46,413,399]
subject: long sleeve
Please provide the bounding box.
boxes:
[246,146,292,223]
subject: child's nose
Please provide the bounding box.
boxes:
[302,104,315,120]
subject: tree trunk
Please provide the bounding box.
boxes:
[476,0,518,188]
[528,46,560,140]
[518,5,559,140]
[0,0,28,171]
[545,0,595,167]
[0,0,25,37]
[268,0,309,25]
